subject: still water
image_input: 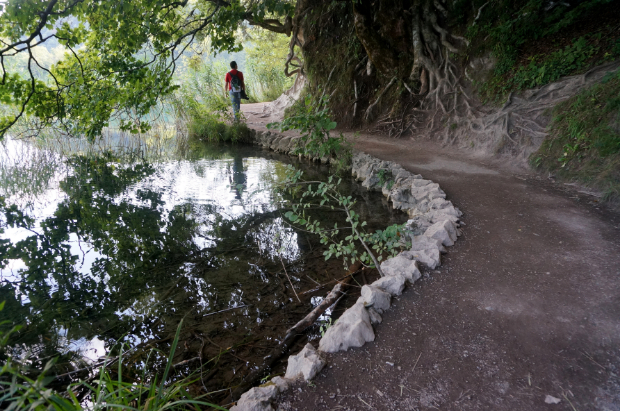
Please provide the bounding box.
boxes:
[0,136,406,399]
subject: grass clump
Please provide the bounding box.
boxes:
[531,69,620,201]
[0,307,226,411]
[187,111,252,144]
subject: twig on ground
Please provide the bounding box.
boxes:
[412,352,422,372]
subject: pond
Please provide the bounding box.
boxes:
[0,135,407,403]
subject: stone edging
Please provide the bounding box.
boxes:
[230,130,463,411]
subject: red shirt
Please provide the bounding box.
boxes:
[225,70,244,90]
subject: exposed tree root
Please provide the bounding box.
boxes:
[433,61,620,162]
[365,77,397,121]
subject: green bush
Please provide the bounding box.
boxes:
[509,37,598,90]
[189,118,252,144]
[269,95,352,171]
[466,0,619,100]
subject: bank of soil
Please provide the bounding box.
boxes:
[241,104,620,410]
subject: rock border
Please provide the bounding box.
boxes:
[230,130,463,411]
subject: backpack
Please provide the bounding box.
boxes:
[229,71,242,93]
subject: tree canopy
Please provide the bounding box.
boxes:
[0,0,294,139]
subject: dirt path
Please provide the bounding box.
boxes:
[241,103,620,411]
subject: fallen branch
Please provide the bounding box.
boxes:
[224,261,362,404]
[283,261,361,342]
[279,254,301,303]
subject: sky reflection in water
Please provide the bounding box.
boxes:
[0,137,406,392]
[0,139,302,361]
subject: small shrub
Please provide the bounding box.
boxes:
[281,170,412,273]
[268,95,352,171]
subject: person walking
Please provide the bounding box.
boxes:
[224,61,245,121]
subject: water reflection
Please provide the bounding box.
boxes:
[0,138,407,399]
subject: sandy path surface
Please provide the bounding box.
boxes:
[241,103,620,410]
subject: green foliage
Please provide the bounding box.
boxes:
[268,95,352,170]
[189,116,252,143]
[0,316,226,410]
[465,0,619,99]
[0,0,294,138]
[486,36,603,97]
[282,168,411,274]
[244,28,295,102]
[319,317,333,337]
[532,69,620,201]
[376,169,394,190]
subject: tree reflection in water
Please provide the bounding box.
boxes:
[0,141,407,399]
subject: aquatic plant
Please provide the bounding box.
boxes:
[0,315,226,411]
[282,169,412,276]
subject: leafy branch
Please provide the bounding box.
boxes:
[281,168,411,277]
[268,95,352,170]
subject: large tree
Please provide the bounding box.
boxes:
[1,0,615,141]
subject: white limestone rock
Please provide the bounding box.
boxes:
[402,247,441,269]
[230,384,278,411]
[279,136,294,152]
[288,137,302,153]
[393,169,413,183]
[411,235,446,254]
[381,184,392,197]
[358,285,391,313]
[361,169,384,191]
[425,219,459,247]
[411,179,433,187]
[390,185,417,210]
[352,155,379,182]
[268,136,282,151]
[371,273,407,296]
[367,307,382,324]
[380,254,422,284]
[406,215,433,236]
[270,376,291,392]
[428,210,460,224]
[319,302,375,353]
[284,343,326,381]
[428,198,462,220]
[258,132,276,147]
[407,199,430,215]
[410,186,433,202]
